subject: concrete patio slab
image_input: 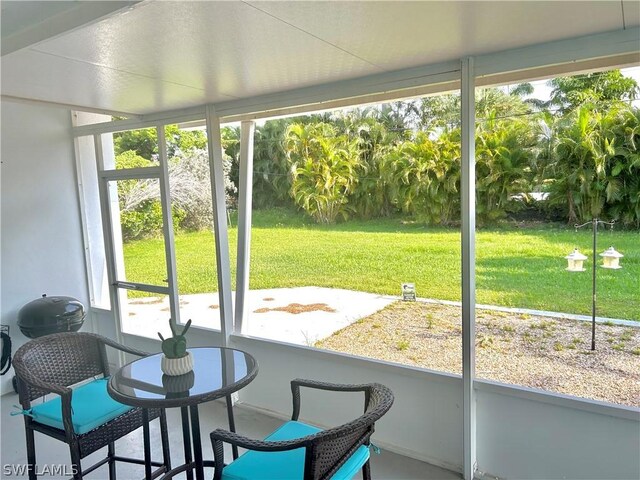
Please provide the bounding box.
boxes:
[122,287,395,346]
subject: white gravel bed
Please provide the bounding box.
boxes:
[317,301,640,407]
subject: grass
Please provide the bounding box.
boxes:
[619,330,633,342]
[425,314,434,329]
[123,208,640,320]
[477,334,495,348]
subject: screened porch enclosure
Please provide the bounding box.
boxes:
[1,2,639,479]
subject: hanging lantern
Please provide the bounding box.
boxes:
[600,246,623,269]
[565,248,587,272]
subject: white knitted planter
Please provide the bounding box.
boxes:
[161,351,193,376]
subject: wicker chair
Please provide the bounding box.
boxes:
[210,379,394,480]
[12,332,171,480]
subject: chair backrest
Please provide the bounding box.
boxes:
[305,383,394,480]
[13,332,108,404]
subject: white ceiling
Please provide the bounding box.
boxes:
[1,1,638,116]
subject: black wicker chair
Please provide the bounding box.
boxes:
[12,332,171,480]
[210,379,394,480]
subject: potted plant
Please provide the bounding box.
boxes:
[158,319,193,376]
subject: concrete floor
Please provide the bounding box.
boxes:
[1,392,459,480]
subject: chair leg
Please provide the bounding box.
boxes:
[107,442,116,480]
[24,424,37,480]
[69,441,83,480]
[159,409,172,471]
[362,459,372,480]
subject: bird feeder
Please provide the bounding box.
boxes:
[600,246,623,269]
[565,248,587,272]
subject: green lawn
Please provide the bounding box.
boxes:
[123,208,639,320]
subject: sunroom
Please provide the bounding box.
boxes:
[1,2,639,479]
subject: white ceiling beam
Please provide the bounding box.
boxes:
[1,1,140,57]
[475,53,640,90]
[72,26,639,137]
[213,27,639,121]
[213,61,461,119]
[73,105,206,137]
[221,28,640,120]
[474,26,640,78]
[0,94,141,119]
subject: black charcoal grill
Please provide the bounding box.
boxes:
[17,294,86,338]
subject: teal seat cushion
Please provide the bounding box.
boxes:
[30,378,132,435]
[222,420,370,480]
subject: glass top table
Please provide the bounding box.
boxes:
[109,347,257,408]
[108,347,258,480]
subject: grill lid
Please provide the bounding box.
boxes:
[17,294,86,338]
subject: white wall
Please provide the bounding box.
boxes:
[0,100,91,394]
[73,112,111,310]
[476,381,640,480]
[229,335,464,472]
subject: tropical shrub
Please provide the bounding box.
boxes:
[115,151,162,240]
[252,119,293,207]
[222,126,241,189]
[120,201,165,240]
[603,105,640,227]
[116,148,236,239]
[114,128,158,160]
[545,70,639,113]
[285,123,361,223]
[475,111,535,223]
[382,130,461,225]
[110,71,639,229]
[169,149,212,231]
[335,111,403,218]
[544,106,607,223]
[169,148,236,231]
[113,125,208,159]
[543,104,640,226]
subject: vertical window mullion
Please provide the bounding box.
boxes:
[94,133,126,351]
[461,56,477,480]
[234,120,256,334]
[205,105,234,344]
[156,126,181,325]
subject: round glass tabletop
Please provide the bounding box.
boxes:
[108,347,258,408]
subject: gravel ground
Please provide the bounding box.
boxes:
[317,301,640,407]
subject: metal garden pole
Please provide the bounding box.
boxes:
[573,218,616,350]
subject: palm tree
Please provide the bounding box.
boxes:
[547,106,608,223]
[600,104,640,227]
[545,70,638,113]
[253,119,293,206]
[285,123,361,223]
[475,111,535,223]
[334,110,404,218]
[381,130,460,225]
